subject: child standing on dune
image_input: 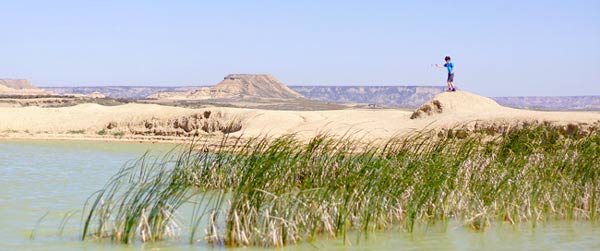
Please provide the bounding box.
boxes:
[436,56,455,92]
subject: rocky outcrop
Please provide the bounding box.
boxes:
[148,74,304,100]
[410,99,443,119]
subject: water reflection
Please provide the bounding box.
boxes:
[0,140,598,251]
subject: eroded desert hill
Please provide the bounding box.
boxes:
[149,74,304,100]
[0,79,52,96]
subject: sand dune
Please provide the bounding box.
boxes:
[1,91,599,143]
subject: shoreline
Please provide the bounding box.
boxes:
[0,133,219,145]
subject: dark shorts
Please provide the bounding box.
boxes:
[447,73,454,82]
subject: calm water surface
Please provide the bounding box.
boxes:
[1,140,599,251]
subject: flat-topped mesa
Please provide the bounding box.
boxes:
[223,74,265,80]
[0,79,53,95]
[213,74,304,99]
[148,74,305,100]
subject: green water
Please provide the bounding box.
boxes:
[1,140,599,251]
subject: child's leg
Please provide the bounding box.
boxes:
[447,73,455,90]
[447,81,455,91]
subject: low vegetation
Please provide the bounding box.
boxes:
[82,125,600,247]
[112,132,124,138]
[67,129,86,134]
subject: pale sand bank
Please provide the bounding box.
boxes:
[1,91,599,143]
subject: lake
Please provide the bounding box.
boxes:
[1,140,599,251]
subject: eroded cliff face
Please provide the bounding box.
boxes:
[104,110,243,137]
[149,74,304,100]
[493,96,600,111]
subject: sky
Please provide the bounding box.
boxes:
[0,0,598,96]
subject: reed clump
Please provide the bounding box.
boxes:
[82,125,600,247]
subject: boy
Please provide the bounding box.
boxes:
[436,56,455,91]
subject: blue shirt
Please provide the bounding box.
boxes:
[444,62,454,73]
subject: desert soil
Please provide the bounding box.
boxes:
[1,91,599,144]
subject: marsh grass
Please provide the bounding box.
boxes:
[82,125,600,247]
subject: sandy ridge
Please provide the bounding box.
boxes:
[1,91,600,143]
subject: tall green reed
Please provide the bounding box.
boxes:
[82,125,600,247]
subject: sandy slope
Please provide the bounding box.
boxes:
[1,91,599,143]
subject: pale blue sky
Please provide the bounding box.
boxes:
[1,0,598,96]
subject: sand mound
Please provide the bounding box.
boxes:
[411,91,505,119]
[149,74,304,100]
